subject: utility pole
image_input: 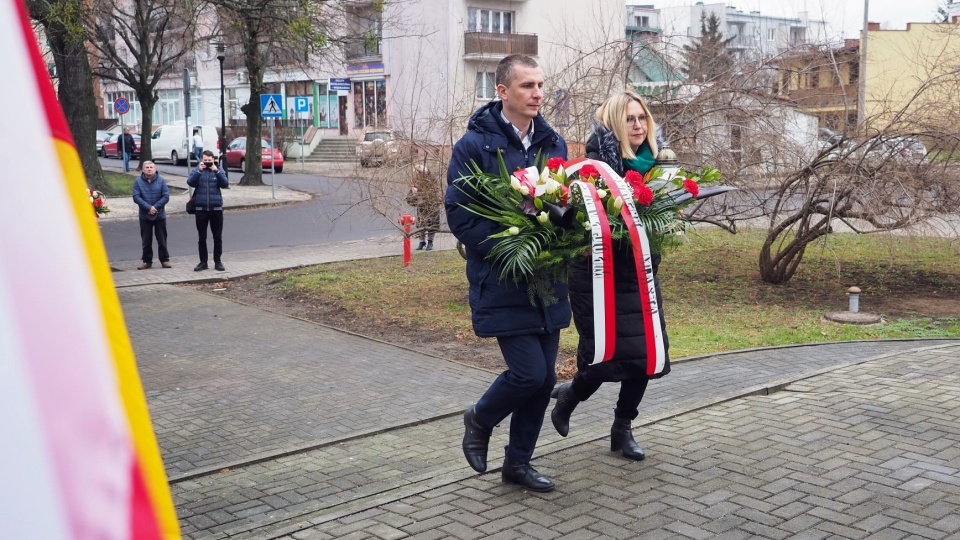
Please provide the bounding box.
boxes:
[856,0,869,133]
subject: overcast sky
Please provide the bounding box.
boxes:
[643,0,948,38]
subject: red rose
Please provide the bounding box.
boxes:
[94,198,104,207]
[578,164,599,180]
[635,185,654,206]
[547,157,564,171]
[683,178,699,198]
[624,170,644,191]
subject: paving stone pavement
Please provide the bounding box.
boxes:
[121,283,491,478]
[163,338,956,539]
[113,234,960,539]
[270,343,960,540]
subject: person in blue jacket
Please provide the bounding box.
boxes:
[132,161,170,269]
[445,54,570,493]
[187,150,229,272]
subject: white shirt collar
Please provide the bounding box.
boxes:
[500,111,534,150]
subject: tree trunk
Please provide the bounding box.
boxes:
[238,30,264,186]
[239,90,264,185]
[138,94,158,165]
[32,6,107,192]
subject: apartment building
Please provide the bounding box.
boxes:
[772,41,860,133]
[99,0,625,145]
[864,19,960,133]
[658,2,827,63]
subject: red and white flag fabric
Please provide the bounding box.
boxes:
[0,2,180,539]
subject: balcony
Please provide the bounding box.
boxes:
[344,37,382,62]
[464,32,537,59]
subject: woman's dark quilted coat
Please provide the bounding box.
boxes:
[569,123,671,381]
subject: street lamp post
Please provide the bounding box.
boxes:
[215,41,227,174]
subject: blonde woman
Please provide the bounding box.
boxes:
[550,90,670,461]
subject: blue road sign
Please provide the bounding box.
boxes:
[294,97,309,113]
[113,97,130,115]
[260,94,284,118]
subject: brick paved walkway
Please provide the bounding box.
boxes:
[273,343,960,540]
[113,234,960,539]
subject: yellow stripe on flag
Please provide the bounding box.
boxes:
[57,140,181,539]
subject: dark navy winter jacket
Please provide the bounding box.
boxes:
[132,173,170,221]
[445,100,571,337]
[186,166,229,211]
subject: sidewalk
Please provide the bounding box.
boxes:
[99,166,312,222]
[105,166,960,538]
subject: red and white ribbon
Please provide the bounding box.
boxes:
[568,180,615,364]
[564,158,666,374]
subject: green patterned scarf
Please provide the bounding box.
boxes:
[622,142,655,175]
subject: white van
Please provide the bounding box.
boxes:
[150,123,221,164]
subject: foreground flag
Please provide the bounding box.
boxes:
[0,2,180,539]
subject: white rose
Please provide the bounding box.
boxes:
[544,179,559,194]
[583,221,592,230]
[537,211,550,224]
[613,196,624,211]
[508,226,520,235]
[596,189,607,199]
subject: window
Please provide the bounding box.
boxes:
[768,28,776,41]
[353,79,388,128]
[467,8,512,33]
[636,15,650,27]
[475,72,496,100]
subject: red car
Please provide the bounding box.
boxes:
[224,137,284,173]
[102,133,141,159]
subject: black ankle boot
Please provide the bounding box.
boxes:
[462,406,491,473]
[502,451,554,492]
[610,417,645,461]
[416,241,426,251]
[550,383,579,437]
[425,241,433,251]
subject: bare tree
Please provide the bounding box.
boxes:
[648,30,960,284]
[28,0,106,191]
[88,0,200,166]
[207,0,345,185]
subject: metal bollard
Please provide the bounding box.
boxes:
[399,213,416,267]
[847,286,861,313]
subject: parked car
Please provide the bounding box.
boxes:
[96,130,112,156]
[224,137,284,173]
[356,130,403,167]
[855,136,928,167]
[102,133,141,159]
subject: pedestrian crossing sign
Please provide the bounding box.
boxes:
[261,94,284,118]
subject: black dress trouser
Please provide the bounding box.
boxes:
[139,218,169,264]
[195,210,224,264]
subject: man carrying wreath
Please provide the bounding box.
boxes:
[445,54,570,493]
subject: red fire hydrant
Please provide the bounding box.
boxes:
[399,213,416,267]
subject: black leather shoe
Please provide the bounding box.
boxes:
[502,454,555,492]
[462,406,491,473]
[194,262,208,272]
[611,417,645,461]
[416,241,426,251]
[425,242,433,251]
[550,383,579,437]
[215,261,225,271]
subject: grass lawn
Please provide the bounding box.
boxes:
[255,228,960,359]
[101,171,136,196]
